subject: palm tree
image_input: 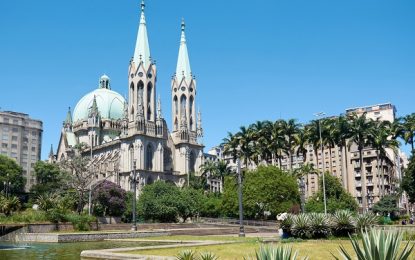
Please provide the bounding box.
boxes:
[295,126,308,163]
[348,112,375,212]
[323,118,337,174]
[305,120,323,170]
[249,120,272,165]
[335,115,351,190]
[370,121,400,198]
[269,120,287,167]
[400,113,415,153]
[281,119,301,170]
[235,126,255,170]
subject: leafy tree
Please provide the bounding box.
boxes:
[402,155,415,203]
[0,154,25,195]
[31,161,65,196]
[222,166,300,219]
[305,172,358,213]
[177,188,204,222]
[59,154,95,213]
[372,195,399,216]
[200,193,223,218]
[137,181,181,222]
[92,180,126,217]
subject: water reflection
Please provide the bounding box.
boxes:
[0,241,163,260]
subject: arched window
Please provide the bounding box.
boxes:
[190,117,193,130]
[189,96,194,118]
[137,81,144,99]
[130,82,135,114]
[129,144,134,170]
[189,151,196,173]
[180,95,187,115]
[173,96,178,115]
[147,82,152,120]
[146,144,153,170]
[174,117,178,131]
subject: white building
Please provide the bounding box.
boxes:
[54,2,204,192]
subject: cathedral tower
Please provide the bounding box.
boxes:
[128,1,157,132]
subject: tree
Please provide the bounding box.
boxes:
[281,119,301,170]
[401,113,415,153]
[177,188,204,222]
[59,154,95,213]
[137,181,181,222]
[31,161,65,196]
[348,113,374,212]
[402,155,415,203]
[0,154,25,196]
[223,166,300,219]
[305,172,358,213]
[92,180,126,217]
[372,195,399,216]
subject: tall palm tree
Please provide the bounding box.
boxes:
[269,120,286,167]
[348,112,375,212]
[401,113,415,153]
[335,115,352,189]
[323,118,337,174]
[295,126,308,163]
[250,120,272,165]
[370,121,400,198]
[222,131,239,163]
[305,120,323,170]
[281,119,301,170]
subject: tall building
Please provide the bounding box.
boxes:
[212,103,407,212]
[54,2,204,193]
[0,111,43,190]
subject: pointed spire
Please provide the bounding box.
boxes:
[156,95,163,120]
[65,107,73,125]
[89,95,100,118]
[123,101,128,119]
[197,108,203,138]
[133,0,151,68]
[49,144,54,158]
[176,18,192,80]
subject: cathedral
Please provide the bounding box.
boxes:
[53,1,204,192]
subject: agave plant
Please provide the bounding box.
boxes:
[309,213,332,238]
[245,245,306,260]
[331,210,355,237]
[280,214,294,236]
[334,229,414,260]
[176,250,199,260]
[291,214,310,239]
[200,252,219,260]
[355,213,380,231]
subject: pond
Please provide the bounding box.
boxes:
[0,240,168,260]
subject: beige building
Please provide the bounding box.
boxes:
[54,2,204,193]
[0,111,43,190]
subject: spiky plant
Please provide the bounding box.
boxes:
[309,213,332,238]
[280,214,294,236]
[176,250,199,260]
[332,210,355,237]
[200,252,219,260]
[355,213,380,231]
[245,245,306,260]
[334,229,414,260]
[291,214,310,239]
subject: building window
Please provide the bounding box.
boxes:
[11,136,17,141]
[12,127,18,133]
[11,144,17,149]
[146,144,153,170]
[31,147,36,152]
[1,143,7,148]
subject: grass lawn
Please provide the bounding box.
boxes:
[122,235,415,260]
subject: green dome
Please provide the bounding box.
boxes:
[73,88,125,122]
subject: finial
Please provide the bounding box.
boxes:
[181,18,185,32]
[141,0,145,12]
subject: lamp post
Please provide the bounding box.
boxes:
[300,176,306,213]
[315,112,327,215]
[236,158,245,237]
[131,159,138,231]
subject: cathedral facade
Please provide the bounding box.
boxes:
[54,2,204,192]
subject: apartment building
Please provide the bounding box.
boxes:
[0,111,43,191]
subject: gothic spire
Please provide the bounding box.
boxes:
[176,19,192,80]
[133,0,151,68]
[156,95,163,120]
[197,108,203,138]
[65,107,73,125]
[49,144,54,158]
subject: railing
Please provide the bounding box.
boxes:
[199,217,277,227]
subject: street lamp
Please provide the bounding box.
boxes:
[131,159,138,231]
[314,112,327,215]
[300,177,306,213]
[236,158,245,237]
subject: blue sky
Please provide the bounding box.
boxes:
[0,0,414,159]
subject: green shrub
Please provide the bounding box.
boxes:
[309,213,331,238]
[355,213,379,231]
[200,252,219,260]
[291,214,310,239]
[0,209,49,224]
[0,194,21,216]
[176,250,199,260]
[334,229,414,260]
[280,214,294,236]
[331,210,355,237]
[65,214,96,231]
[245,245,306,260]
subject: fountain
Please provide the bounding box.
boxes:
[0,225,31,250]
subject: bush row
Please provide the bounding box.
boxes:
[280,210,379,239]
